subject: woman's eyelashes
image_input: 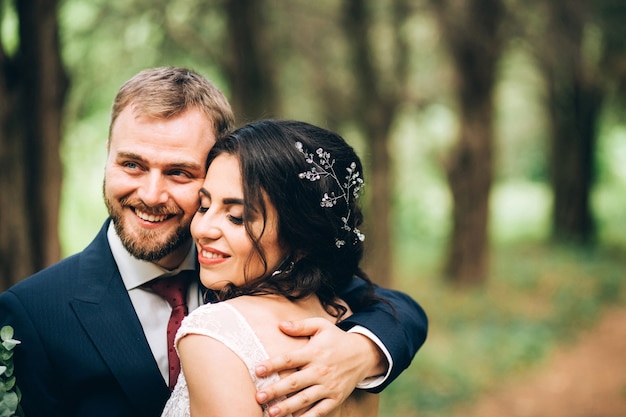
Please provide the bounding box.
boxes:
[197,188,244,224]
[197,201,244,225]
[228,214,244,225]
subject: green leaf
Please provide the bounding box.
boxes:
[0,391,18,416]
[1,339,20,351]
[0,366,5,377]
[3,377,15,391]
[0,327,14,342]
[2,362,12,379]
[0,404,12,417]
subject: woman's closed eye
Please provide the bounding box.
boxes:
[227,214,244,226]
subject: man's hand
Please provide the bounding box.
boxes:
[254,318,386,417]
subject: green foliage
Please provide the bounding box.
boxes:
[0,0,19,57]
[0,326,23,417]
[380,243,626,417]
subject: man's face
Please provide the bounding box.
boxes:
[104,105,216,269]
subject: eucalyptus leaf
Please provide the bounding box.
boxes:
[0,404,11,417]
[0,327,13,342]
[0,326,21,416]
[1,340,20,351]
[3,378,14,392]
[2,363,12,379]
[0,391,18,415]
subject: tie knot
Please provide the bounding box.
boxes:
[148,271,192,308]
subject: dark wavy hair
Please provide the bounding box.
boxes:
[207,120,376,319]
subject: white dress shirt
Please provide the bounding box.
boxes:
[107,223,203,383]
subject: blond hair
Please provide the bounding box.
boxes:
[109,67,235,141]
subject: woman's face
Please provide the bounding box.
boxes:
[191,154,285,290]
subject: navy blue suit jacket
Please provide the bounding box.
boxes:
[0,219,427,417]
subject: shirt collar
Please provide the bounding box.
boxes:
[107,221,197,290]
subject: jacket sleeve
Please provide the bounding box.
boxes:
[337,277,428,393]
[0,290,67,417]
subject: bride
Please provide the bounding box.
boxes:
[162,120,379,417]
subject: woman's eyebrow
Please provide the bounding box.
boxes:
[199,188,243,205]
[223,197,244,205]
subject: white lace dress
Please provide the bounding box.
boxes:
[161,302,290,417]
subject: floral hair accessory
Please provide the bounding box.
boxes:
[296,141,365,248]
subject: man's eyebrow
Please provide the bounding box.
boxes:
[116,151,144,161]
[117,151,200,170]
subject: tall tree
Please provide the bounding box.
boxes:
[162,0,280,124]
[430,0,505,285]
[340,0,412,287]
[512,0,626,244]
[0,0,67,290]
[223,0,280,123]
[540,0,600,244]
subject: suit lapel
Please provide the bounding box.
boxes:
[71,221,169,415]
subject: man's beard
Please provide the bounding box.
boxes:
[113,216,191,262]
[104,188,192,262]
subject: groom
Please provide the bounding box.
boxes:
[0,67,428,417]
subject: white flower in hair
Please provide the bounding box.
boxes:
[296,141,365,247]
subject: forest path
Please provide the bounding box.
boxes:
[453,306,626,417]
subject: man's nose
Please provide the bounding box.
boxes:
[137,172,169,206]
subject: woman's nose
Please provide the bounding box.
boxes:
[192,210,222,241]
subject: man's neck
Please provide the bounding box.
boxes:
[154,239,194,271]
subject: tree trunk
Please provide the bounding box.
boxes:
[445,111,493,285]
[361,112,394,288]
[0,0,67,290]
[341,0,407,288]
[541,0,600,244]
[224,0,279,123]
[432,0,504,285]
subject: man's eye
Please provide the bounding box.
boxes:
[123,161,139,169]
[228,215,243,225]
[170,170,190,178]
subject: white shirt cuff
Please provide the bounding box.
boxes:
[347,325,393,389]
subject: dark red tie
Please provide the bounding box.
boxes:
[148,271,192,391]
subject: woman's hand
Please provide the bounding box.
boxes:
[254,318,386,417]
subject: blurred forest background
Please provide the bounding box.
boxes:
[1,0,625,416]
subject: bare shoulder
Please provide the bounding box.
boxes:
[224,295,334,356]
[225,295,335,324]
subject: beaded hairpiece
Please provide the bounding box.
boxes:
[295,141,365,248]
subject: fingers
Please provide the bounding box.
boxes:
[256,352,310,380]
[255,317,350,416]
[263,389,339,417]
[256,364,327,403]
[277,317,332,338]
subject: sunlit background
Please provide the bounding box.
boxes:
[2,0,625,416]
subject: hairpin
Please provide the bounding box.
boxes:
[295,141,365,247]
